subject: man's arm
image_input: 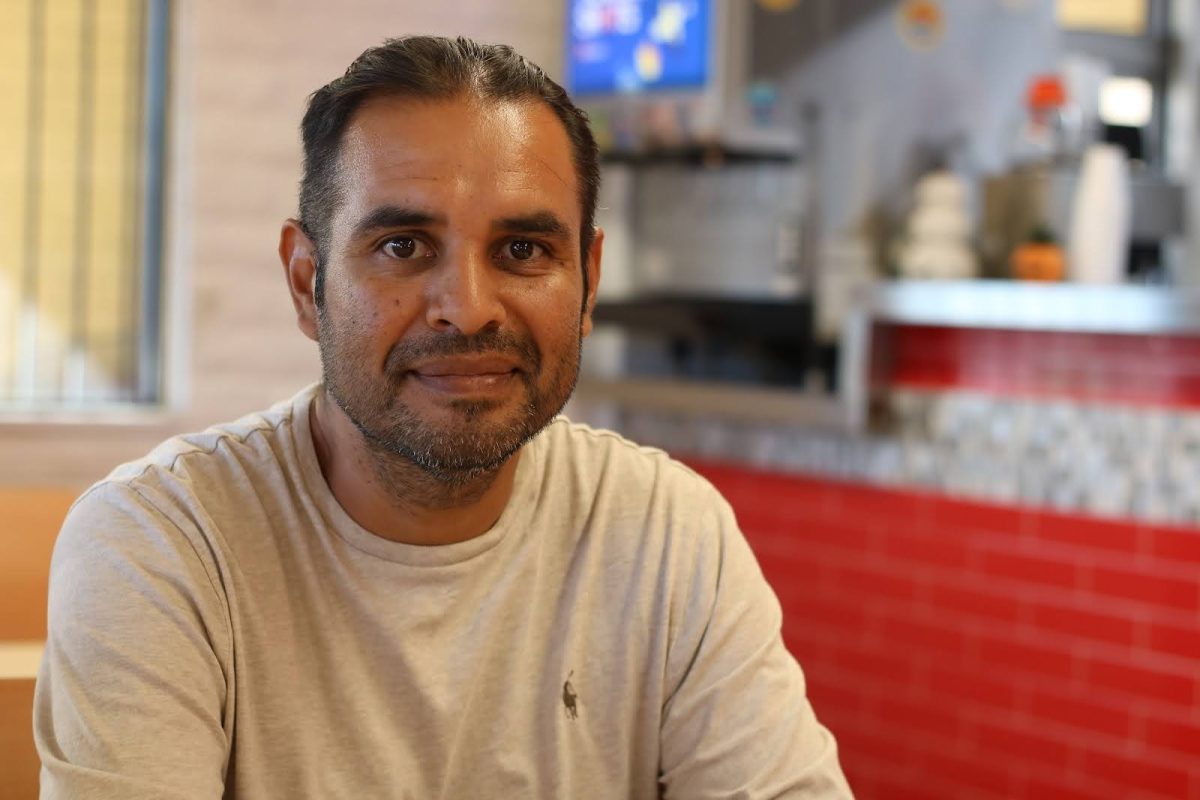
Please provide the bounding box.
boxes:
[35,481,231,799]
[658,489,853,799]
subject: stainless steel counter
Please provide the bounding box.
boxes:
[835,280,1200,433]
[864,280,1200,335]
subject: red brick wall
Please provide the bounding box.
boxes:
[691,461,1200,800]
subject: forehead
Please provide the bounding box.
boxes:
[335,94,579,226]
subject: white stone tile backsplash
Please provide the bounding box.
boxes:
[594,390,1199,525]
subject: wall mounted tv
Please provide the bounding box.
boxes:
[567,0,711,96]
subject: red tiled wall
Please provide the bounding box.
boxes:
[691,461,1200,800]
[883,325,1200,408]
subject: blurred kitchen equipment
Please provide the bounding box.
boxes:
[896,170,979,280]
[1011,73,1072,165]
[981,165,1182,280]
[1010,226,1066,282]
[1058,55,1109,156]
[1067,142,1131,284]
[624,157,807,297]
[584,163,637,381]
[816,235,874,341]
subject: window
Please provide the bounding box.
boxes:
[1099,75,1154,127]
[0,0,168,410]
[1058,0,1148,36]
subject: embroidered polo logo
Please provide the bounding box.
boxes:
[563,671,578,720]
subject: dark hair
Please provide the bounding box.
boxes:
[299,35,600,307]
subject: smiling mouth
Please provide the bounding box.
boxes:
[410,372,518,399]
[408,361,521,395]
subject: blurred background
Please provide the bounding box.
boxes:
[2,1,1198,798]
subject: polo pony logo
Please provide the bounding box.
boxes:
[562,670,578,720]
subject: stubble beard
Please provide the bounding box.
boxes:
[317,309,582,492]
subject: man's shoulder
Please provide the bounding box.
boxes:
[535,416,725,506]
[53,389,315,585]
[83,388,311,522]
[539,416,686,470]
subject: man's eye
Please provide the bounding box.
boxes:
[505,240,543,261]
[381,237,427,259]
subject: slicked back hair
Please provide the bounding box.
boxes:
[298,35,601,308]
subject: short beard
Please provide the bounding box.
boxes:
[317,307,581,491]
[352,389,541,487]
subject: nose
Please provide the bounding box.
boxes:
[424,248,507,336]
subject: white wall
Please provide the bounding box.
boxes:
[786,0,1059,241]
[0,0,564,486]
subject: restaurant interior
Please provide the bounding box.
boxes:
[2,0,1198,797]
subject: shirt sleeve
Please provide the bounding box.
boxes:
[34,481,232,800]
[658,485,854,799]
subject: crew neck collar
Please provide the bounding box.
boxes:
[288,384,540,566]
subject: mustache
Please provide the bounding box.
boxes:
[383,329,540,378]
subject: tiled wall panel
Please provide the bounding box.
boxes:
[886,325,1200,408]
[691,460,1200,800]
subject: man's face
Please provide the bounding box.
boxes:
[313,94,600,480]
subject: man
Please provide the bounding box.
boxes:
[35,36,852,799]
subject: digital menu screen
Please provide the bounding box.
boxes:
[568,0,710,96]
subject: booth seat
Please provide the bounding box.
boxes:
[1,487,78,800]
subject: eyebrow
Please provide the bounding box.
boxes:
[347,205,574,243]
[348,205,442,242]
[494,211,573,240]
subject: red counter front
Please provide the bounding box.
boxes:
[691,461,1199,800]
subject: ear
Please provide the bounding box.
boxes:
[581,226,604,338]
[280,219,320,342]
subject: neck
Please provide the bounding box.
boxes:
[309,390,520,546]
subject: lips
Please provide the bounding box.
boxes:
[407,355,522,396]
[410,356,521,378]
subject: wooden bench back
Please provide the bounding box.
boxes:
[0,678,39,799]
[1,487,79,799]
[0,488,78,641]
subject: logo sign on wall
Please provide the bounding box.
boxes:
[896,0,946,52]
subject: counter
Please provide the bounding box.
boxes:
[575,281,1200,798]
[859,280,1200,334]
[575,280,1200,525]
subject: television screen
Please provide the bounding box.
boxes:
[568,0,710,96]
